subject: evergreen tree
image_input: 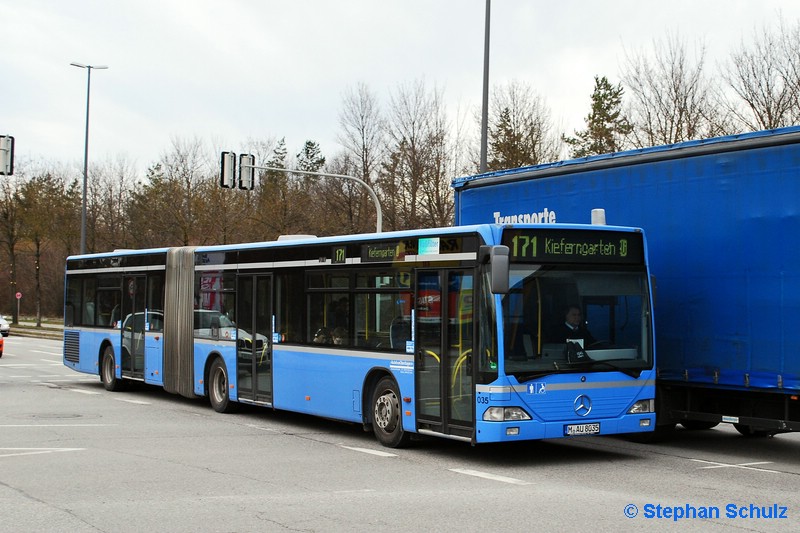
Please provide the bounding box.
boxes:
[296,140,325,173]
[563,76,632,157]
[489,107,526,169]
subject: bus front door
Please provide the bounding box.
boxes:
[236,275,273,404]
[415,269,474,440]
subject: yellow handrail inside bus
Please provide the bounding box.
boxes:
[424,349,440,363]
[259,341,268,365]
[452,349,471,384]
[536,277,542,356]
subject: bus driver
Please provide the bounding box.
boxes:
[550,305,596,346]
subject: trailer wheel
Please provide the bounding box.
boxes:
[733,424,770,438]
[372,377,410,448]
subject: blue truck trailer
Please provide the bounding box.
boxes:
[453,126,800,437]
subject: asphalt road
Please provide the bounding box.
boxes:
[2,336,799,532]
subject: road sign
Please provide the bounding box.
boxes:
[15,292,21,300]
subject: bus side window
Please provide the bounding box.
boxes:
[390,317,410,351]
[84,302,95,325]
[65,303,75,327]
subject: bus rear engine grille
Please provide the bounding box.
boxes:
[64,331,80,363]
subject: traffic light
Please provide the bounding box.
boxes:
[0,135,14,176]
[220,151,236,188]
[239,153,255,190]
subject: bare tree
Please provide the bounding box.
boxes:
[380,80,454,230]
[622,34,726,147]
[128,137,210,247]
[778,18,800,125]
[486,80,562,169]
[419,88,455,227]
[332,83,386,233]
[93,155,140,251]
[721,23,797,131]
[338,83,385,184]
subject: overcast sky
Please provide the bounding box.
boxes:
[3,0,800,174]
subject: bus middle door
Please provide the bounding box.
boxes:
[236,274,273,404]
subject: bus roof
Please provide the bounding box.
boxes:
[66,223,645,262]
[66,225,497,261]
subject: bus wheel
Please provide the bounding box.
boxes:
[209,358,236,413]
[100,346,125,392]
[372,377,410,448]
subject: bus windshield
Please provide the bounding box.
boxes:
[501,265,652,380]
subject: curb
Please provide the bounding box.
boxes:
[8,328,63,341]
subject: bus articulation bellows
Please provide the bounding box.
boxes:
[63,224,655,446]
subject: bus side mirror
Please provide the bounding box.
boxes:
[480,245,509,294]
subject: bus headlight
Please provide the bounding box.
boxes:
[483,407,532,421]
[627,399,654,414]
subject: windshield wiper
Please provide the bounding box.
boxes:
[516,369,558,382]
[579,359,642,378]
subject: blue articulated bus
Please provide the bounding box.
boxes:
[63,224,655,446]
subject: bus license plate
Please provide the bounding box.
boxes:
[565,423,600,436]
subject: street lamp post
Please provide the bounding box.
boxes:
[70,62,108,255]
[479,0,491,174]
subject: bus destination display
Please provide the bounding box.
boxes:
[502,229,644,264]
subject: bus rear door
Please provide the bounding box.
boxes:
[121,275,146,379]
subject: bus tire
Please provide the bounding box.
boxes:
[371,377,410,448]
[209,358,236,413]
[100,345,125,392]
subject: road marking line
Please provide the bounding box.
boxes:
[449,468,531,485]
[690,459,779,473]
[68,388,101,395]
[41,378,95,381]
[0,424,112,428]
[340,446,397,457]
[245,423,278,432]
[115,398,151,405]
[0,447,86,458]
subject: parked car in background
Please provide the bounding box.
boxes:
[0,315,9,337]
